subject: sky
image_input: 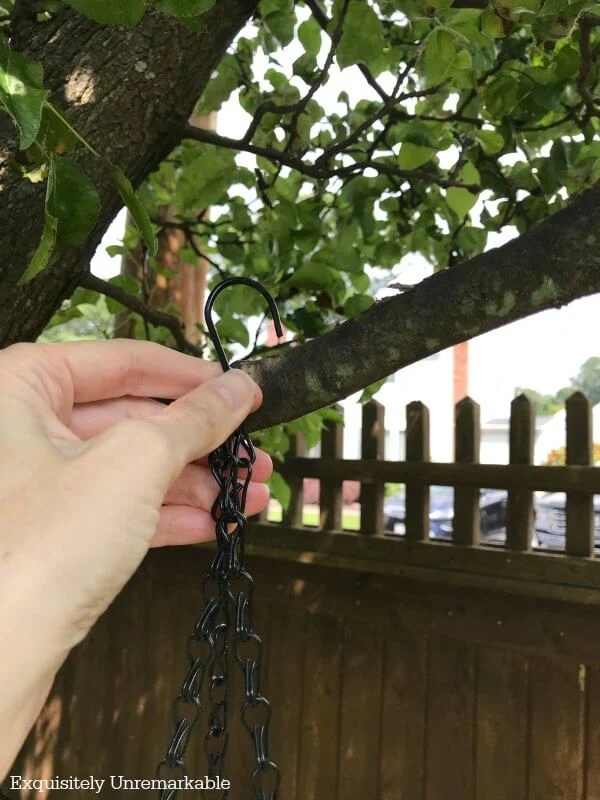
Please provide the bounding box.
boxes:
[90,26,600,425]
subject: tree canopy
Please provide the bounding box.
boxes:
[1,0,599,461]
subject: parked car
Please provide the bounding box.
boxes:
[384,486,508,542]
[535,493,600,551]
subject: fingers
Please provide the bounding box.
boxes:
[152,483,270,547]
[70,396,168,438]
[74,394,273,481]
[148,369,262,474]
[3,340,221,413]
[88,369,263,495]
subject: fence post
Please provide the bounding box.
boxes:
[320,404,344,531]
[405,401,430,541]
[454,397,480,546]
[282,433,305,528]
[360,400,385,535]
[507,394,534,551]
[566,392,594,557]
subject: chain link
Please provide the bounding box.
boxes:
[156,425,280,798]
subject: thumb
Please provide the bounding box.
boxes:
[88,368,261,493]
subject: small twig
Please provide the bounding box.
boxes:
[304,0,389,102]
[284,0,351,154]
[80,273,204,356]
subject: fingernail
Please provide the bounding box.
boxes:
[213,369,260,410]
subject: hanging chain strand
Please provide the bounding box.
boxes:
[156,425,280,799]
[156,277,282,799]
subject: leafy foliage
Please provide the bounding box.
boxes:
[3,0,600,475]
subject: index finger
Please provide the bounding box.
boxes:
[16,339,221,408]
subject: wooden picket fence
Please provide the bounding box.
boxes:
[248,391,600,605]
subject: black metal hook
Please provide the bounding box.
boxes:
[204,277,283,372]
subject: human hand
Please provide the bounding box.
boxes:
[0,339,271,776]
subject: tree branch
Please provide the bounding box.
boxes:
[80,273,204,357]
[243,184,600,431]
[183,124,481,190]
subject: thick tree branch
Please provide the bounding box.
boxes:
[243,184,600,431]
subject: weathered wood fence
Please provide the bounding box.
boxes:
[11,392,600,800]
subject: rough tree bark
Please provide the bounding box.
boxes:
[0,1,258,343]
[0,8,599,433]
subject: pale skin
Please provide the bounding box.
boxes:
[0,339,272,778]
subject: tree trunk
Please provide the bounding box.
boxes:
[0,1,258,345]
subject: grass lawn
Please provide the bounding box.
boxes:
[267,504,360,531]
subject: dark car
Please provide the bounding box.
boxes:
[535,493,600,551]
[384,486,508,542]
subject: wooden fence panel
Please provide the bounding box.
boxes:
[337,622,384,799]
[475,647,529,800]
[566,391,594,557]
[405,401,430,542]
[379,629,427,800]
[454,397,481,546]
[360,400,385,535]
[320,405,344,531]
[12,547,600,800]
[267,606,306,800]
[425,636,476,800]
[528,656,585,800]
[297,614,343,800]
[282,433,305,528]
[507,394,535,552]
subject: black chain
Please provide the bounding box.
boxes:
[156,425,280,799]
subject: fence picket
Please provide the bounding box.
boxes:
[361,400,385,535]
[507,394,534,551]
[566,392,594,557]
[320,404,344,531]
[282,433,306,528]
[454,397,481,546]
[405,401,430,541]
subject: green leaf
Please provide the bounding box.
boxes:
[298,17,322,55]
[51,157,100,249]
[61,0,146,25]
[153,0,214,16]
[398,142,435,169]
[268,471,291,509]
[19,155,100,283]
[110,165,158,256]
[446,161,480,218]
[175,145,237,210]
[475,129,504,155]
[197,54,239,114]
[481,7,504,37]
[105,244,128,257]
[216,316,250,348]
[360,378,387,403]
[336,0,387,75]
[344,293,374,316]
[260,0,295,45]
[0,35,49,149]
[20,213,57,283]
[421,29,472,87]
